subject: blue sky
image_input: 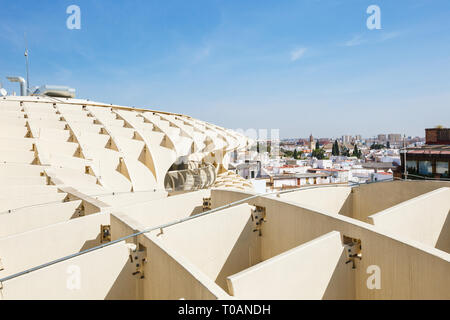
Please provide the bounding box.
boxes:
[0,0,449,138]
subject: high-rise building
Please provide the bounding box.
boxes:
[342,135,352,143]
[388,134,402,142]
[378,134,386,142]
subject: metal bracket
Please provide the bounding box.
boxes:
[100,225,111,243]
[343,236,362,269]
[75,204,85,217]
[128,244,147,279]
[203,197,212,211]
[252,206,267,236]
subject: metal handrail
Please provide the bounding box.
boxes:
[403,173,450,181]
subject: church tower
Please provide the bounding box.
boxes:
[309,134,316,150]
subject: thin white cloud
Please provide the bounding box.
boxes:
[290,47,307,61]
[343,31,403,47]
[344,35,365,47]
[379,31,401,42]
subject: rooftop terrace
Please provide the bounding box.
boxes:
[0,97,448,300]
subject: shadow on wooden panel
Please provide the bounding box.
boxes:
[214,216,260,293]
[338,193,354,219]
[105,258,138,300]
[189,205,204,216]
[322,250,356,299]
[79,233,102,252]
[435,210,450,253]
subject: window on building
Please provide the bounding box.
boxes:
[436,161,449,177]
[406,160,418,174]
[418,161,432,176]
[406,160,417,173]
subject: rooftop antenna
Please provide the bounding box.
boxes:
[403,134,407,180]
[24,32,30,95]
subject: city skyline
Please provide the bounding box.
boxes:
[0,0,449,138]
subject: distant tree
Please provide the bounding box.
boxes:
[352,145,362,158]
[352,145,357,157]
[341,146,351,157]
[257,142,271,153]
[332,140,340,156]
[312,147,326,160]
[318,150,326,159]
[293,149,298,159]
[282,149,294,158]
[370,143,385,150]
